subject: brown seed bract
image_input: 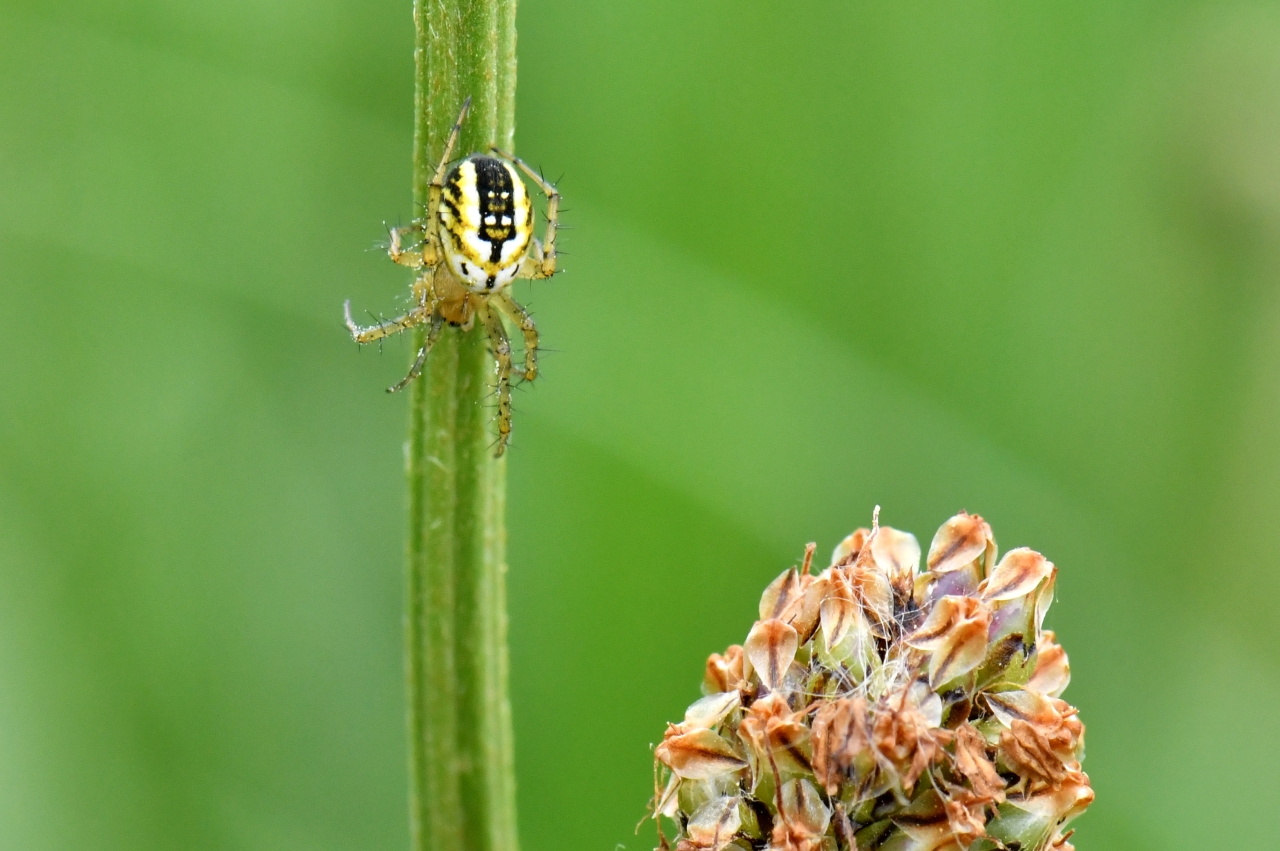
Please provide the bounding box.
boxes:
[870,686,948,793]
[987,688,1085,794]
[1027,630,1071,697]
[738,692,812,781]
[953,722,1006,802]
[906,595,993,687]
[810,697,870,794]
[770,779,831,851]
[744,619,799,692]
[655,726,748,781]
[705,644,746,694]
[942,788,992,847]
[926,512,994,575]
[678,797,742,851]
[980,547,1054,602]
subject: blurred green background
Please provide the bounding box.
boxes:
[2,1,1278,848]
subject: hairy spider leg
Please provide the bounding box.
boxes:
[492,291,538,381]
[477,300,515,456]
[430,97,470,188]
[388,314,446,394]
[490,146,560,279]
[345,300,425,344]
[387,97,471,271]
[387,221,428,269]
[345,274,444,342]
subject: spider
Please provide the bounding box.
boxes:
[343,97,560,457]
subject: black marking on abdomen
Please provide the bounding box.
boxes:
[440,196,462,225]
[470,156,516,263]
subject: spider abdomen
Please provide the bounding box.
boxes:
[438,155,533,292]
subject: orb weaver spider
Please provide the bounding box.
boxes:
[343,97,560,456]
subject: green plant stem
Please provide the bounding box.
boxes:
[405,3,518,851]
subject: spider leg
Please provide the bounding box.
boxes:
[388,222,429,269]
[478,300,514,457]
[397,96,469,273]
[431,97,470,187]
[345,300,429,344]
[345,275,442,344]
[491,147,559,279]
[388,314,445,393]
[493,291,538,381]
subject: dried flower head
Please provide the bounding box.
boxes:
[651,509,1091,851]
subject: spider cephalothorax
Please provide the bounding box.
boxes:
[344,97,559,456]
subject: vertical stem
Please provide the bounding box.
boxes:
[405,3,518,851]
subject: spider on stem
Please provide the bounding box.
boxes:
[344,97,560,456]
